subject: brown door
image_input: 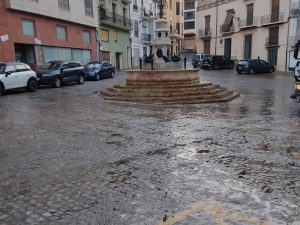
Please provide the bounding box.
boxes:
[115,53,121,70]
[271,0,279,22]
[205,15,210,35]
[246,4,254,25]
[204,40,210,54]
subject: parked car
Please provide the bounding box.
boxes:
[36,60,85,88]
[0,62,38,96]
[236,59,275,74]
[84,61,115,81]
[191,53,212,68]
[201,55,235,70]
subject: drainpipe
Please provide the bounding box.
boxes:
[214,0,219,55]
[285,0,292,72]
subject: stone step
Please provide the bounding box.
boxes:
[101,90,234,102]
[113,83,215,90]
[101,87,227,97]
[125,79,200,86]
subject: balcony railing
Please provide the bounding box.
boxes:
[265,36,279,47]
[261,12,285,25]
[199,29,212,37]
[291,1,300,15]
[121,0,131,4]
[99,8,131,30]
[141,33,151,42]
[220,24,234,34]
[239,17,258,28]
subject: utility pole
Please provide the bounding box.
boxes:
[214,0,219,55]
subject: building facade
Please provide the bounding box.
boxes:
[165,0,184,55]
[197,0,290,71]
[183,0,197,52]
[131,0,155,68]
[0,0,98,70]
[99,0,131,70]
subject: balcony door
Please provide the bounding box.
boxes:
[246,4,254,26]
[271,0,280,22]
[205,15,210,35]
[112,3,116,23]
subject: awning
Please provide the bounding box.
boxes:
[223,9,235,26]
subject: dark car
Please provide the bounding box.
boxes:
[36,60,85,88]
[84,61,115,81]
[191,53,212,68]
[236,59,275,74]
[201,55,235,70]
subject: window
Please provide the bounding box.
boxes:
[84,0,93,17]
[100,30,109,42]
[57,26,67,40]
[83,31,91,44]
[15,64,27,72]
[112,31,118,42]
[184,11,195,20]
[21,20,35,36]
[5,65,15,73]
[184,21,195,30]
[134,21,139,37]
[176,23,180,34]
[176,2,180,15]
[184,1,194,10]
[58,0,69,10]
[170,0,172,9]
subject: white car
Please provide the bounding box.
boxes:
[0,62,38,96]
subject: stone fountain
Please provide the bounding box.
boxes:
[100,0,239,104]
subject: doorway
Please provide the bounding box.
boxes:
[14,44,35,65]
[244,35,252,59]
[204,40,210,54]
[115,52,121,70]
[224,38,232,59]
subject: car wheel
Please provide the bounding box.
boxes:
[213,64,218,70]
[248,68,255,74]
[193,65,197,68]
[0,84,4,96]
[269,67,275,73]
[95,74,100,81]
[111,71,115,78]
[54,77,62,88]
[237,71,241,74]
[230,64,234,69]
[78,75,85,85]
[28,79,38,92]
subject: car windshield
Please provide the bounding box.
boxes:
[85,63,102,69]
[42,61,62,70]
[239,61,249,65]
[0,64,5,73]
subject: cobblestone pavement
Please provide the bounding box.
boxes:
[0,69,300,225]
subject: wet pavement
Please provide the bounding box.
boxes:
[0,69,299,225]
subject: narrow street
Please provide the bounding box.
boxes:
[0,69,299,225]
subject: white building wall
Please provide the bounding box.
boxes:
[196,0,291,71]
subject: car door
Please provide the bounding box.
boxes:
[15,64,29,87]
[260,60,270,73]
[102,62,109,77]
[2,65,18,89]
[60,63,71,81]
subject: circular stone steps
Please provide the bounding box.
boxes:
[100,69,239,104]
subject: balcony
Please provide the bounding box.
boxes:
[265,36,279,47]
[141,7,151,19]
[121,0,132,4]
[198,29,212,39]
[239,17,258,29]
[260,12,285,26]
[291,1,300,16]
[141,33,151,42]
[220,24,234,36]
[99,8,131,31]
